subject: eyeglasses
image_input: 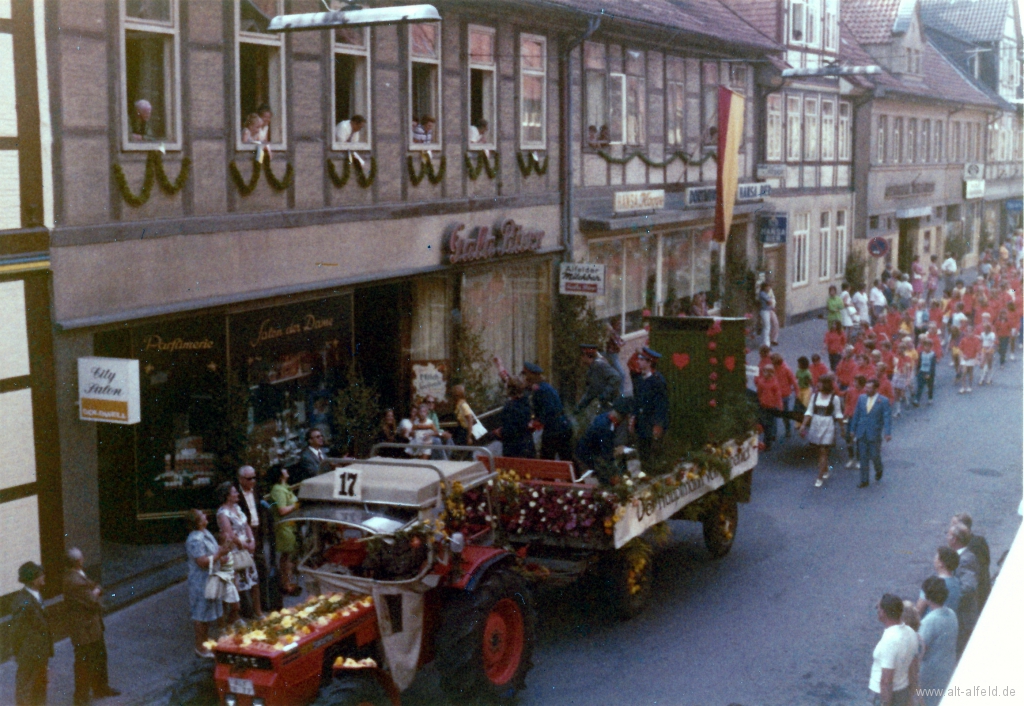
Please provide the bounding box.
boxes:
[240,475,256,481]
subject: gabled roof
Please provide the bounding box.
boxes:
[531,0,781,53]
[842,0,906,45]
[919,0,1014,44]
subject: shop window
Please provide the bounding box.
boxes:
[661,231,692,312]
[468,26,496,147]
[410,23,441,148]
[818,211,830,280]
[834,210,847,277]
[332,24,370,149]
[235,0,285,150]
[624,50,646,145]
[766,94,782,161]
[803,96,819,161]
[792,212,809,286]
[786,95,802,162]
[907,118,917,163]
[121,0,181,150]
[921,119,931,162]
[520,34,547,149]
[934,120,943,162]
[838,101,850,161]
[820,99,834,161]
[876,115,887,164]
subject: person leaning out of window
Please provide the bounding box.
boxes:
[336,114,367,144]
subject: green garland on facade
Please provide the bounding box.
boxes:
[229,156,262,196]
[327,157,351,188]
[465,150,499,180]
[407,153,446,186]
[329,156,377,189]
[262,154,293,191]
[353,156,376,188]
[112,151,191,207]
[595,148,716,168]
[516,151,548,178]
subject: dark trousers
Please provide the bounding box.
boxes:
[540,428,574,461]
[872,687,911,706]
[914,371,934,403]
[858,438,883,483]
[15,658,47,706]
[828,353,841,371]
[760,407,784,447]
[73,640,110,702]
[998,336,1010,364]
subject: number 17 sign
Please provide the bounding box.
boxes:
[335,469,362,501]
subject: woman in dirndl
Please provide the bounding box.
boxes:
[799,374,845,488]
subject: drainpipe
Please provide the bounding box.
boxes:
[561,14,601,262]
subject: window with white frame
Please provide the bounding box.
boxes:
[624,49,646,145]
[702,62,719,146]
[892,117,903,163]
[410,23,441,148]
[973,121,982,162]
[332,24,370,149]
[792,212,809,286]
[965,122,974,161]
[804,96,819,161]
[952,121,961,162]
[787,95,802,161]
[907,118,917,163]
[519,34,546,149]
[121,0,181,150]
[805,0,818,47]
[921,119,931,162]
[584,42,608,147]
[468,25,496,147]
[820,98,834,160]
[934,120,943,161]
[818,211,830,280]
[790,0,806,43]
[766,94,783,161]
[235,0,285,150]
[834,209,847,277]
[824,0,839,52]
[838,101,851,160]
[666,55,685,146]
[876,115,887,163]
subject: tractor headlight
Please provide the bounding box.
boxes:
[224,695,238,706]
[253,699,266,706]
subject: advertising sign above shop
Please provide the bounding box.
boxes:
[757,213,788,244]
[78,357,140,424]
[963,179,985,200]
[1007,199,1023,213]
[444,219,545,264]
[684,182,770,208]
[756,163,786,178]
[559,262,606,296]
[613,189,665,214]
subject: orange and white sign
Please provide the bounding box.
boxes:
[78,357,140,424]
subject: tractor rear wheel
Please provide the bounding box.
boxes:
[435,566,535,703]
[599,538,653,620]
[312,672,389,706]
[702,494,738,559]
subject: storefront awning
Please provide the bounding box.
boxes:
[579,203,762,233]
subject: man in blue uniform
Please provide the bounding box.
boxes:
[630,346,669,464]
[574,344,622,413]
[575,397,631,484]
[522,362,573,461]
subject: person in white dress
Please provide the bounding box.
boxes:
[799,374,845,488]
[840,283,857,334]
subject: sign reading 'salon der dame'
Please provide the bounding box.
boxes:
[78,357,140,424]
[444,219,545,264]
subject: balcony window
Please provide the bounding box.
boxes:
[468,26,496,148]
[235,0,285,150]
[410,23,441,148]
[332,25,370,149]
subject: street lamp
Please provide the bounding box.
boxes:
[267,2,440,33]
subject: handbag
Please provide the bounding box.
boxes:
[230,548,254,571]
[204,556,225,600]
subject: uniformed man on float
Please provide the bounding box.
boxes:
[575,396,631,484]
[630,346,669,465]
[521,362,574,461]
[574,344,623,414]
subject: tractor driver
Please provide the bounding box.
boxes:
[575,396,631,484]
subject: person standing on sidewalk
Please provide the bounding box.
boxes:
[758,282,773,348]
[868,593,920,706]
[64,548,120,705]
[235,465,269,616]
[850,379,892,488]
[916,577,958,706]
[10,561,52,706]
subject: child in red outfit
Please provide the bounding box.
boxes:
[755,365,784,449]
[810,354,830,387]
[958,325,981,393]
[824,321,847,371]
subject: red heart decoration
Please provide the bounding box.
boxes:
[724,355,736,371]
[708,341,717,351]
[672,352,690,369]
[709,357,718,366]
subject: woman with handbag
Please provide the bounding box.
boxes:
[185,509,236,658]
[216,482,262,622]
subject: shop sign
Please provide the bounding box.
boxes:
[964,179,985,200]
[613,189,665,213]
[444,219,545,264]
[1007,199,1023,213]
[411,361,447,402]
[559,262,606,296]
[884,182,935,199]
[756,163,786,178]
[895,206,932,219]
[757,213,787,244]
[684,182,770,207]
[78,357,140,424]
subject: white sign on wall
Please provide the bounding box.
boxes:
[613,189,665,213]
[78,357,140,424]
[964,179,985,200]
[560,262,606,296]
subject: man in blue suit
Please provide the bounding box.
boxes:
[849,378,892,488]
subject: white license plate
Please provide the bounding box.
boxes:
[228,677,255,696]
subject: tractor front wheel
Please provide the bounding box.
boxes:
[312,672,390,706]
[435,566,535,703]
[702,494,738,559]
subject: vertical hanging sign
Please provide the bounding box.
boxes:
[714,86,745,243]
[78,357,141,424]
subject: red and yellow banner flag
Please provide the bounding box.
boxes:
[715,86,745,243]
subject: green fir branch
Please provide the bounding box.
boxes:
[327,158,351,188]
[229,156,261,196]
[262,154,293,191]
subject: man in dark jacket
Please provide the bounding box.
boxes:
[522,362,573,461]
[575,397,631,484]
[11,561,53,706]
[294,428,331,483]
[574,344,622,414]
[947,522,980,657]
[630,347,669,464]
[952,513,991,608]
[64,548,119,704]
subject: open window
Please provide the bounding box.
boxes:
[235,0,286,151]
[519,34,546,149]
[409,23,441,149]
[332,24,370,150]
[120,0,181,150]
[666,56,685,147]
[624,49,646,146]
[467,25,496,148]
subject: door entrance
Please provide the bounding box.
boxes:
[354,283,412,414]
[762,245,786,326]
[898,218,918,274]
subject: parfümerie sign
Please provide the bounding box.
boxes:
[78,357,140,424]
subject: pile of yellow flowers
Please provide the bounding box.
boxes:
[209,592,374,653]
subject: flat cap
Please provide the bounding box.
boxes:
[18,561,43,585]
[522,362,543,374]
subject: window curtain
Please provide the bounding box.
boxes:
[410,277,451,361]
[461,262,545,375]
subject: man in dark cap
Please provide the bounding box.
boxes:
[575,396,631,484]
[631,347,669,464]
[522,362,574,461]
[574,344,622,414]
[11,561,53,706]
